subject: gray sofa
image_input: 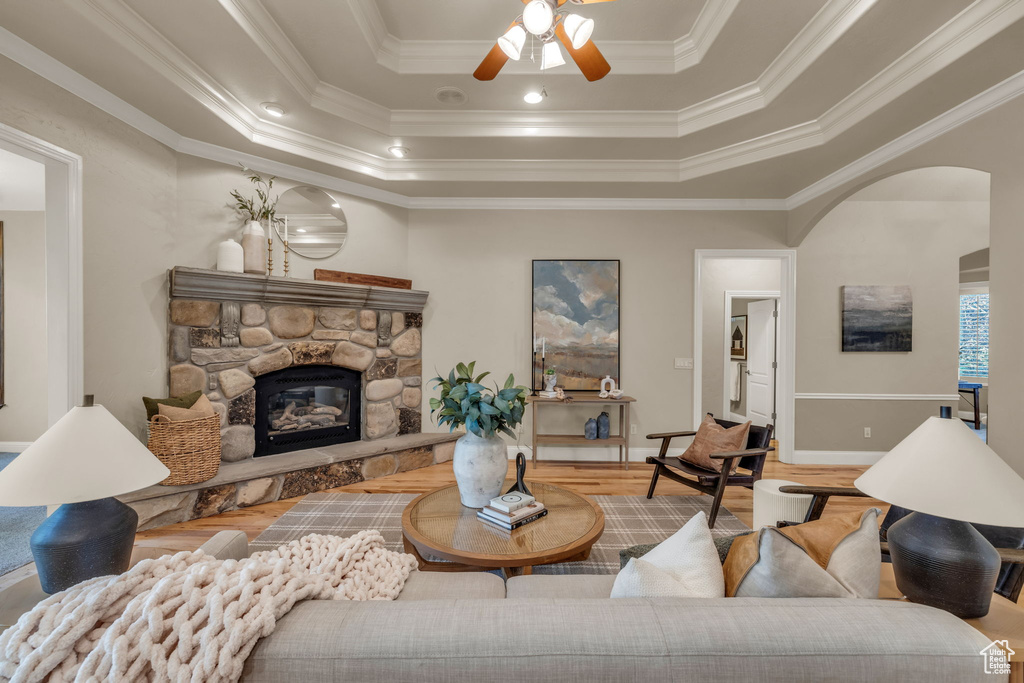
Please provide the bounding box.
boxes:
[197,532,999,682]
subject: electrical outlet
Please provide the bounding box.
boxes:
[864,427,871,438]
[674,358,694,370]
[630,424,637,435]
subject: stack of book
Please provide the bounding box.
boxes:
[477,492,547,531]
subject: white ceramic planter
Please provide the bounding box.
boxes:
[453,431,507,508]
[216,239,244,273]
[241,220,267,274]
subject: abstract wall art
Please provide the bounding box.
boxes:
[841,285,913,352]
[532,260,619,391]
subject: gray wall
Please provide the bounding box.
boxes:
[0,211,47,441]
[794,194,989,453]
[407,211,788,455]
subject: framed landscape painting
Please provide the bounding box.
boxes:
[841,285,913,352]
[532,260,619,391]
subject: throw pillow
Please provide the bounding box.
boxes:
[610,511,725,598]
[143,390,202,420]
[157,394,216,421]
[619,532,753,569]
[723,508,881,598]
[680,414,751,473]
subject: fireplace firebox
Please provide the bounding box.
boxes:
[254,366,362,457]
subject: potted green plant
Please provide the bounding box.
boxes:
[542,367,557,395]
[430,362,529,508]
[229,165,278,275]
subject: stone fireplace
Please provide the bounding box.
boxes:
[118,267,458,531]
[166,267,426,462]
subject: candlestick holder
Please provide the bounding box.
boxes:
[266,237,274,275]
[283,240,290,278]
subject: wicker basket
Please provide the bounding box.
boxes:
[147,413,221,486]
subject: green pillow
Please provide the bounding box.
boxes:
[619,532,752,570]
[143,390,203,420]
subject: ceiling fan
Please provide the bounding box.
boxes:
[474,0,614,82]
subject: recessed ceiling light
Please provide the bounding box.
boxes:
[524,90,545,104]
[388,146,410,158]
[434,86,468,106]
[331,203,340,208]
[261,102,285,118]
[296,228,307,233]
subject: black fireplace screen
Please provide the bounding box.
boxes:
[254,366,361,456]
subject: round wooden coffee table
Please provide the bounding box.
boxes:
[401,481,604,575]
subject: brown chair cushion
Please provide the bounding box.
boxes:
[157,394,216,421]
[680,414,750,474]
[143,390,202,420]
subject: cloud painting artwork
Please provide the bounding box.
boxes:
[533,260,619,390]
[841,285,913,352]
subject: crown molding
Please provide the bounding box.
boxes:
[786,66,1024,209]
[36,0,1024,186]
[345,0,738,75]
[5,9,1024,212]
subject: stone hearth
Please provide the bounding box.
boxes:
[122,432,457,530]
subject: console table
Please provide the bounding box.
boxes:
[526,393,636,469]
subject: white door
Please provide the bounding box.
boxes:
[746,299,777,427]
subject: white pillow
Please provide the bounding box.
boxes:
[610,510,725,598]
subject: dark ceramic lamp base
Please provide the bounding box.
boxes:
[888,511,1000,618]
[30,497,139,594]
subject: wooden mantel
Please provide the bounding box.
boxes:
[168,267,428,312]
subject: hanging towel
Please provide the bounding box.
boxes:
[730,362,742,402]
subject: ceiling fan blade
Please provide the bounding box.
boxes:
[555,24,611,81]
[474,42,510,80]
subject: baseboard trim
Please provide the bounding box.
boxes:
[0,441,31,453]
[505,445,680,463]
[791,450,886,465]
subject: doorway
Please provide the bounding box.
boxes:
[724,293,779,426]
[694,250,796,462]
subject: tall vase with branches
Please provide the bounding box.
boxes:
[230,165,278,275]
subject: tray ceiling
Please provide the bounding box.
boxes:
[1,0,1023,202]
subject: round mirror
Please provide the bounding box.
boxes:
[275,185,348,259]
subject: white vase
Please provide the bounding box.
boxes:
[216,239,244,273]
[241,220,267,274]
[453,431,507,508]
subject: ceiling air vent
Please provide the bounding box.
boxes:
[434,86,468,106]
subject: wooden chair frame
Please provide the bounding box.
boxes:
[645,418,774,528]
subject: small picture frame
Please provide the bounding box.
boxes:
[730,315,747,360]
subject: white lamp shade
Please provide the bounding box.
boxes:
[0,405,170,506]
[523,0,554,35]
[563,14,594,49]
[498,25,527,60]
[541,41,565,70]
[855,416,1024,527]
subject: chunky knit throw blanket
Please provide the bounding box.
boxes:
[0,531,417,682]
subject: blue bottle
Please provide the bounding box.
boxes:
[597,411,611,439]
[584,418,598,440]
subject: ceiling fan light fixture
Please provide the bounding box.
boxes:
[497,24,527,60]
[522,0,554,35]
[563,14,595,50]
[540,41,565,70]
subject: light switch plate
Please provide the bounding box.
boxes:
[674,358,694,370]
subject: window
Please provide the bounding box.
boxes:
[959,292,989,377]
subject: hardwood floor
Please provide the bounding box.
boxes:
[135,456,884,553]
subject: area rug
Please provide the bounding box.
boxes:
[0,453,45,575]
[250,492,750,575]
